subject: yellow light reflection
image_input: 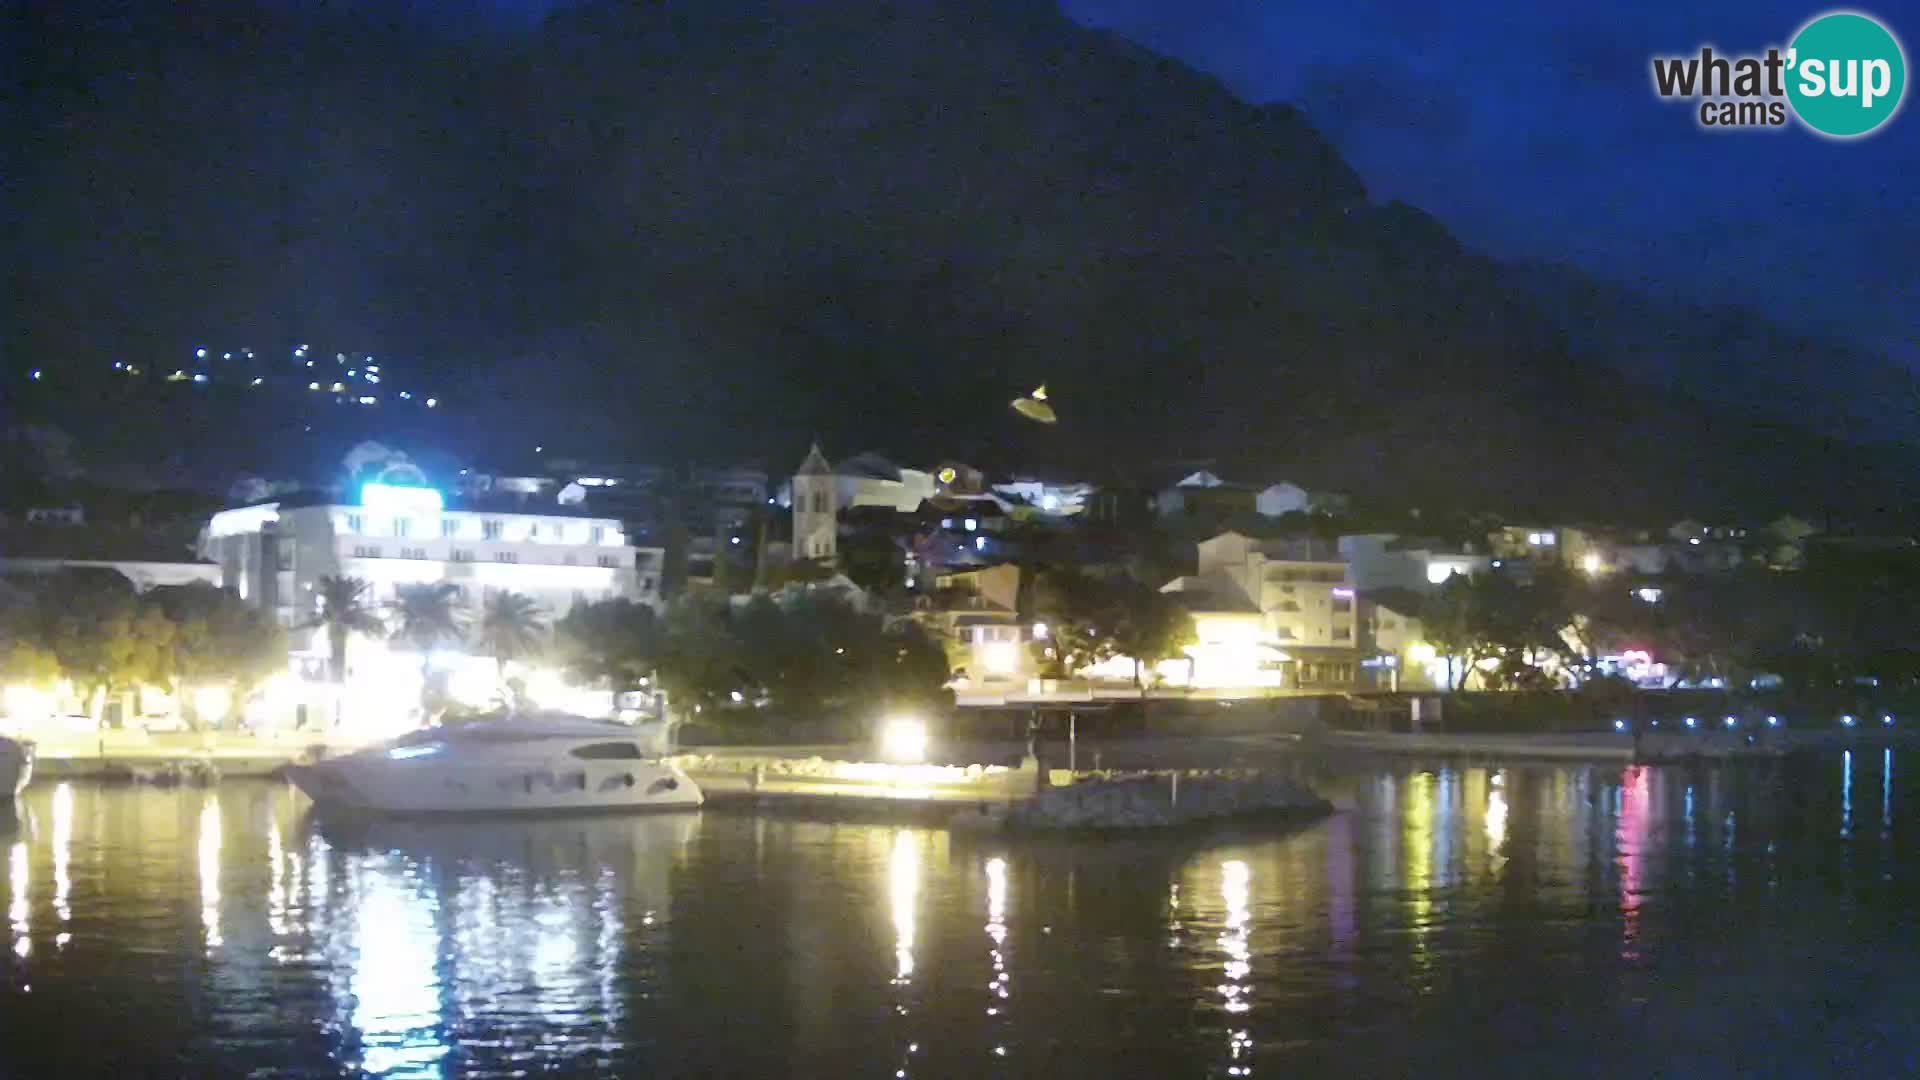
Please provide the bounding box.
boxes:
[8,840,27,959]
[267,815,287,937]
[1406,772,1434,968]
[985,857,1009,1004]
[51,783,72,947]
[1218,860,1251,1012]
[890,831,920,982]
[1485,771,1509,855]
[1219,859,1253,1075]
[199,795,222,951]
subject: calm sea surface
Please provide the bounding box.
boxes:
[1,754,1916,1077]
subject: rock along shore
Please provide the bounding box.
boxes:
[957,772,1332,831]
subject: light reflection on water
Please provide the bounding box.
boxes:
[199,794,222,951]
[1,756,1917,1076]
[346,858,446,1077]
[890,829,918,983]
[9,836,27,960]
[1218,859,1253,1076]
[51,783,71,948]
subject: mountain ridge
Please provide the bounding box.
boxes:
[7,0,1914,524]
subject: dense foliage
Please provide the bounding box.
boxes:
[1423,548,1920,694]
[1031,569,1197,686]
[0,571,285,727]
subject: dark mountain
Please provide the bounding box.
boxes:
[8,0,1915,525]
[1507,261,1918,440]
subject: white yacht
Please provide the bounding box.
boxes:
[0,737,33,799]
[288,712,702,815]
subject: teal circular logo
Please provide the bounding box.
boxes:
[1787,12,1906,137]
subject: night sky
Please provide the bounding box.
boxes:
[1066,0,1918,357]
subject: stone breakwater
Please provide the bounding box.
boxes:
[962,772,1332,831]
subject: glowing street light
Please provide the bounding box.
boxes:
[880,716,930,763]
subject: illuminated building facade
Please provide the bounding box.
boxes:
[1487,524,1600,568]
[920,564,1028,681]
[201,484,663,629]
[1167,532,1359,687]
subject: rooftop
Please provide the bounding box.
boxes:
[219,488,626,521]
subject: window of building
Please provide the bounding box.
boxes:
[495,552,519,564]
[353,545,381,558]
[393,516,410,538]
[597,555,620,569]
[451,549,474,562]
[346,513,363,533]
[277,551,293,571]
[441,518,459,538]
[590,525,605,545]
[528,522,540,540]
[640,576,655,593]
[1331,596,1352,613]
[1333,626,1352,639]
[482,519,503,540]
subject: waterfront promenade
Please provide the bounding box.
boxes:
[22,723,1911,785]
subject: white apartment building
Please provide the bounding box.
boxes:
[1339,533,1491,594]
[1193,532,1357,650]
[201,484,663,629]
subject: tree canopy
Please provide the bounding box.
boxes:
[1030,568,1196,684]
[653,593,949,724]
[553,597,660,690]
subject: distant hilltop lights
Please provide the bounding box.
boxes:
[68,342,448,410]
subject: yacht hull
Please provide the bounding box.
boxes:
[288,756,702,815]
[0,739,33,799]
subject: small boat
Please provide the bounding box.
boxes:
[0,737,34,799]
[287,711,702,815]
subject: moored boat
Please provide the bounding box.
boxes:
[287,711,702,815]
[0,737,34,799]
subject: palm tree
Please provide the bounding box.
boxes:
[390,582,467,719]
[307,575,383,685]
[475,591,547,703]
